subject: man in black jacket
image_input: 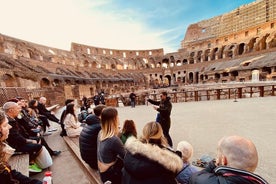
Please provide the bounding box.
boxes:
[189,135,268,184]
[37,97,60,125]
[79,105,106,169]
[147,91,173,147]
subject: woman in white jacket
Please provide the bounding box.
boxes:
[63,103,83,137]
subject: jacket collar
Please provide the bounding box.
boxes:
[125,136,183,173]
[215,166,268,184]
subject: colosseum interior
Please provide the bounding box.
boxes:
[1,0,276,106]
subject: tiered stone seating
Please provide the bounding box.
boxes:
[63,137,102,184]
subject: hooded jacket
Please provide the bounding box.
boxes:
[189,161,268,184]
[122,137,183,184]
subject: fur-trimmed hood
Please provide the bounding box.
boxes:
[125,136,183,174]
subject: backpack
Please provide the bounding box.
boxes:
[78,110,88,123]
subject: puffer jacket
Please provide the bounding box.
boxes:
[79,114,101,169]
[189,161,268,184]
[122,137,183,184]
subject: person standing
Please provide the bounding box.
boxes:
[147,91,173,147]
[93,93,100,106]
[129,92,137,108]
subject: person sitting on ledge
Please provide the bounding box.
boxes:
[189,135,268,184]
[0,110,42,184]
[37,97,60,129]
[79,104,106,169]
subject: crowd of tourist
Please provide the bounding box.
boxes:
[0,93,269,184]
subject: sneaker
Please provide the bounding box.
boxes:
[51,150,61,156]
[43,132,52,136]
[29,164,42,173]
[48,127,58,132]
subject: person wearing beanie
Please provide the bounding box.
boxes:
[122,122,183,184]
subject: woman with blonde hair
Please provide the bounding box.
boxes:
[122,121,183,184]
[97,107,126,184]
[0,110,42,183]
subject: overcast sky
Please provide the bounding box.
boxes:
[0,0,255,54]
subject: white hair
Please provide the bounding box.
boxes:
[177,141,193,162]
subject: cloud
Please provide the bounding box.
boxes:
[0,0,176,53]
[0,0,255,54]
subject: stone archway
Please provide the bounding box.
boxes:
[189,72,194,84]
[40,78,50,88]
[164,75,171,87]
[2,74,17,87]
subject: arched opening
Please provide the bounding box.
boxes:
[2,74,17,87]
[183,59,188,65]
[238,43,245,55]
[40,78,50,88]
[83,60,89,67]
[196,50,202,63]
[204,49,210,61]
[188,72,194,84]
[164,75,171,87]
[53,79,61,86]
[195,72,199,83]
[211,48,218,60]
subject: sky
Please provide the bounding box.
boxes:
[0,0,255,54]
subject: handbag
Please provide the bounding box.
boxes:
[35,146,53,169]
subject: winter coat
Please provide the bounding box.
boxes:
[189,161,268,184]
[0,166,42,184]
[6,117,28,150]
[79,114,101,169]
[147,97,172,131]
[64,114,83,137]
[122,137,183,184]
[175,163,198,184]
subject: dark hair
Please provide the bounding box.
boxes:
[66,104,76,117]
[28,99,37,109]
[94,105,106,116]
[7,98,19,103]
[101,107,117,124]
[161,91,168,96]
[65,99,74,105]
[122,120,137,138]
